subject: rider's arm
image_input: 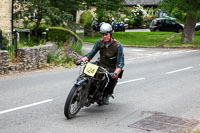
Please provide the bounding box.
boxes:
[114,68,122,75]
[81,56,88,61]
[82,40,101,61]
[115,43,124,75]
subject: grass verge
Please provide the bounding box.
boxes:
[166,31,200,47]
[83,31,200,47]
[83,32,175,46]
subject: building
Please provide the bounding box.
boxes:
[0,0,12,34]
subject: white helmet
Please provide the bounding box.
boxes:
[100,23,113,34]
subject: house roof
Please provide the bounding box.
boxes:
[125,0,162,6]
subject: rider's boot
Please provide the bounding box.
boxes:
[103,94,110,105]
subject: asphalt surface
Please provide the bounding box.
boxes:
[0,44,200,133]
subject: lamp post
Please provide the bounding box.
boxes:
[11,0,18,58]
[0,30,2,50]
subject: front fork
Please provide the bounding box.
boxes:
[75,75,92,107]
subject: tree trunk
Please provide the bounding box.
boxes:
[71,10,77,33]
[34,17,42,37]
[181,12,196,43]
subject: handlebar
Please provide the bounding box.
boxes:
[78,61,110,75]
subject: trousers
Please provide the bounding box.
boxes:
[103,68,118,96]
[104,77,118,95]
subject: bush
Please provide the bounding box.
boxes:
[2,34,9,50]
[37,24,49,40]
[80,11,93,28]
[131,4,145,28]
[128,18,135,29]
[48,41,83,68]
[96,10,115,24]
[18,36,46,48]
[47,27,82,45]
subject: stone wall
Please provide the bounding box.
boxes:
[0,0,12,33]
[0,50,9,74]
[0,43,55,75]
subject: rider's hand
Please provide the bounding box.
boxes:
[75,60,84,65]
[110,73,118,79]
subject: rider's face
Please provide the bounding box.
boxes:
[102,33,111,42]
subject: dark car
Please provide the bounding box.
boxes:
[150,18,184,33]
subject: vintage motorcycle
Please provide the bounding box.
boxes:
[91,17,105,32]
[111,18,129,32]
[64,61,112,119]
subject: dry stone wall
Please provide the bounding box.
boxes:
[0,50,9,74]
[0,43,55,75]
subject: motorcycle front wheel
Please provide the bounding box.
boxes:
[64,85,83,119]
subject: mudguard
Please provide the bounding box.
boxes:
[75,79,85,86]
[75,76,88,86]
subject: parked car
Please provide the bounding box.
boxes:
[150,18,184,33]
[195,22,200,31]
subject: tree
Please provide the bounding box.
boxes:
[50,0,126,30]
[92,0,125,22]
[159,0,200,43]
[15,0,125,34]
[14,0,71,36]
[50,0,85,32]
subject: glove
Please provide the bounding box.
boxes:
[110,73,118,79]
[75,60,84,65]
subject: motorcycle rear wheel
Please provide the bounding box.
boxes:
[64,85,83,119]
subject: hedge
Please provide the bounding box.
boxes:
[80,11,93,28]
[47,27,82,44]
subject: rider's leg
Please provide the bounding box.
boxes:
[103,78,118,105]
[105,78,118,95]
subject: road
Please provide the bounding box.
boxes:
[0,44,200,133]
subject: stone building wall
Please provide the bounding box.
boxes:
[0,0,12,33]
[0,43,55,75]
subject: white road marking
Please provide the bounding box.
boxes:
[126,50,197,61]
[129,49,147,52]
[165,67,193,75]
[0,99,53,115]
[118,78,145,85]
[126,56,152,61]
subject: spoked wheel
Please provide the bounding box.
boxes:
[64,85,83,119]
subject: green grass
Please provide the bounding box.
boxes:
[82,31,200,47]
[167,31,200,47]
[83,32,175,46]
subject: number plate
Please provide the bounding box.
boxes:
[84,63,99,77]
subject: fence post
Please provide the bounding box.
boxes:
[0,30,2,50]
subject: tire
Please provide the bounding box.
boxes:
[64,85,83,119]
[178,29,183,33]
[97,101,103,106]
[123,27,125,32]
[155,29,160,32]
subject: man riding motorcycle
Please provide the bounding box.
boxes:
[76,23,124,105]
